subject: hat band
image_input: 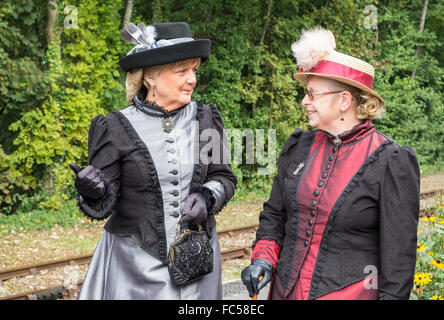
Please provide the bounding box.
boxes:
[127,37,194,56]
[301,60,374,90]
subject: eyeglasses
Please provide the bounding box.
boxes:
[305,90,343,101]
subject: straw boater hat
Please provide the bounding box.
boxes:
[119,22,211,72]
[291,27,384,105]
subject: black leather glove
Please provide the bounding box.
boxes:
[180,193,208,228]
[241,258,273,298]
[69,163,105,200]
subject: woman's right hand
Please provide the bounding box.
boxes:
[69,163,106,200]
[241,259,273,298]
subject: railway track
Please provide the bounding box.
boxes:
[2,248,255,300]
[0,224,258,283]
[1,245,254,300]
[419,188,443,200]
[0,224,258,300]
[1,188,441,300]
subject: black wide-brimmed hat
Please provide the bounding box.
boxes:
[119,22,211,72]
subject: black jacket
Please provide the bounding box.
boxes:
[77,101,237,263]
[255,124,420,300]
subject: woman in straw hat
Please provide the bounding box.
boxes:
[69,22,236,299]
[242,27,420,300]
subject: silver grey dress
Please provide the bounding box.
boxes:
[78,102,226,300]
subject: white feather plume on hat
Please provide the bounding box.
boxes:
[291,27,336,71]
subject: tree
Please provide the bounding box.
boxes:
[411,0,429,80]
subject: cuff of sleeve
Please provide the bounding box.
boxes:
[251,239,281,269]
[188,184,216,213]
[203,180,226,214]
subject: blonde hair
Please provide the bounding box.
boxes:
[329,79,384,120]
[125,57,201,102]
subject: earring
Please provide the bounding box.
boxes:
[152,87,155,98]
[340,112,344,121]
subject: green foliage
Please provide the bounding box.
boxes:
[373,1,444,170]
[0,197,85,236]
[1,0,127,211]
[0,1,49,141]
[0,0,443,215]
[410,201,444,300]
[0,0,50,213]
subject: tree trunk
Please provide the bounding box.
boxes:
[417,0,428,33]
[45,0,62,193]
[45,0,58,44]
[252,0,273,118]
[411,0,429,80]
[122,0,134,27]
[259,0,273,46]
[152,0,163,23]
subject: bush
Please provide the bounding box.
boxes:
[410,199,444,300]
[0,196,85,235]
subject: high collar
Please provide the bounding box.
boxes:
[133,86,187,116]
[320,120,375,145]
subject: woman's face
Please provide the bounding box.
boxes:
[301,76,343,132]
[148,61,199,111]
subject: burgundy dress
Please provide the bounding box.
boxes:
[252,121,420,300]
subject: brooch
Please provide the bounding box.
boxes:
[162,117,175,133]
[293,162,305,176]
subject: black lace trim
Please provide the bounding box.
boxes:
[337,120,367,140]
[113,111,168,262]
[308,138,393,299]
[133,87,186,117]
[190,185,216,213]
[319,120,372,145]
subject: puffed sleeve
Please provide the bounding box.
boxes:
[203,104,237,213]
[253,129,304,264]
[255,128,304,246]
[251,173,285,267]
[256,175,286,246]
[379,145,420,300]
[77,114,121,220]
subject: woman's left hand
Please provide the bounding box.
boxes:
[180,193,208,227]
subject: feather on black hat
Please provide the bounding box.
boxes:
[119,22,211,72]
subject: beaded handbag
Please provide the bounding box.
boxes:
[168,223,213,286]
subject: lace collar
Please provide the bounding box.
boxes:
[321,120,375,145]
[133,87,186,117]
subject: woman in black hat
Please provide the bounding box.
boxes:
[69,22,237,299]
